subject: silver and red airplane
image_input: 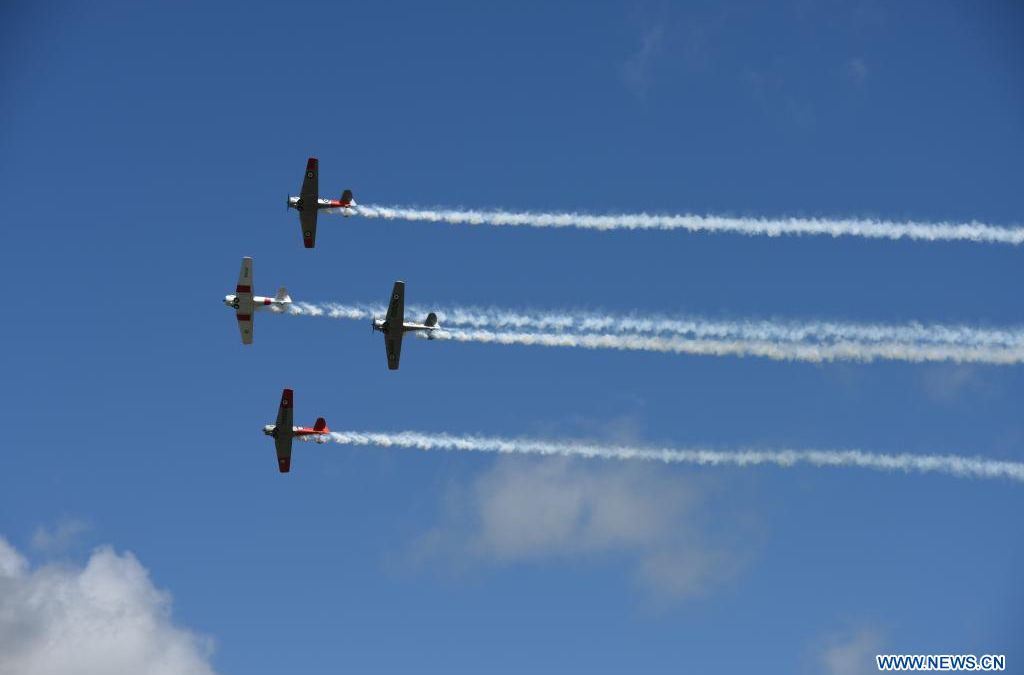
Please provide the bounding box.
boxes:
[263,389,329,473]
[223,257,291,344]
[286,157,356,248]
[372,281,439,370]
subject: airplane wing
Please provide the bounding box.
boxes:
[385,281,405,370]
[386,281,405,325]
[276,388,294,429]
[236,257,255,344]
[236,313,253,344]
[299,158,319,248]
[275,435,292,473]
[300,206,318,248]
[386,331,403,370]
[274,389,294,472]
[237,256,253,293]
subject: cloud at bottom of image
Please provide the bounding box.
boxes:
[0,535,219,675]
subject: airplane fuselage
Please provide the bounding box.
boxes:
[223,294,289,310]
[264,422,327,444]
[262,424,328,439]
[372,319,438,338]
[287,196,355,216]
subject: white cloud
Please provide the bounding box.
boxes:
[418,457,742,599]
[0,535,219,675]
[847,57,869,84]
[742,59,816,128]
[30,519,90,553]
[819,627,883,675]
[620,25,665,96]
[919,364,986,404]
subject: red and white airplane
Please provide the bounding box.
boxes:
[286,157,356,248]
[263,389,329,473]
[223,257,291,344]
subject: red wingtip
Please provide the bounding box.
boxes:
[280,389,293,408]
[304,238,314,248]
[306,157,318,171]
[278,457,291,473]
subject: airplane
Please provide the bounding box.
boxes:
[263,388,329,473]
[223,256,291,344]
[286,157,356,248]
[371,281,439,370]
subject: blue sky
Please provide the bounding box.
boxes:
[1,1,1022,673]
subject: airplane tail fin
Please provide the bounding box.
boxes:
[275,287,292,303]
[341,189,355,206]
[425,312,438,327]
[314,417,328,432]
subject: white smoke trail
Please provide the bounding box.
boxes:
[289,302,380,321]
[424,328,1024,365]
[419,307,1024,349]
[302,430,1024,482]
[288,302,1024,349]
[285,302,1024,364]
[339,205,1024,245]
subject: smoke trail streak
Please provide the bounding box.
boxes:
[423,307,1024,348]
[288,302,1024,349]
[289,302,380,321]
[302,430,1024,482]
[285,303,1024,364]
[424,328,1024,365]
[338,205,1024,245]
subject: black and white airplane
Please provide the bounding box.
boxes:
[371,281,439,370]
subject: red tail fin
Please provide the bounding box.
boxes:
[313,417,328,432]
